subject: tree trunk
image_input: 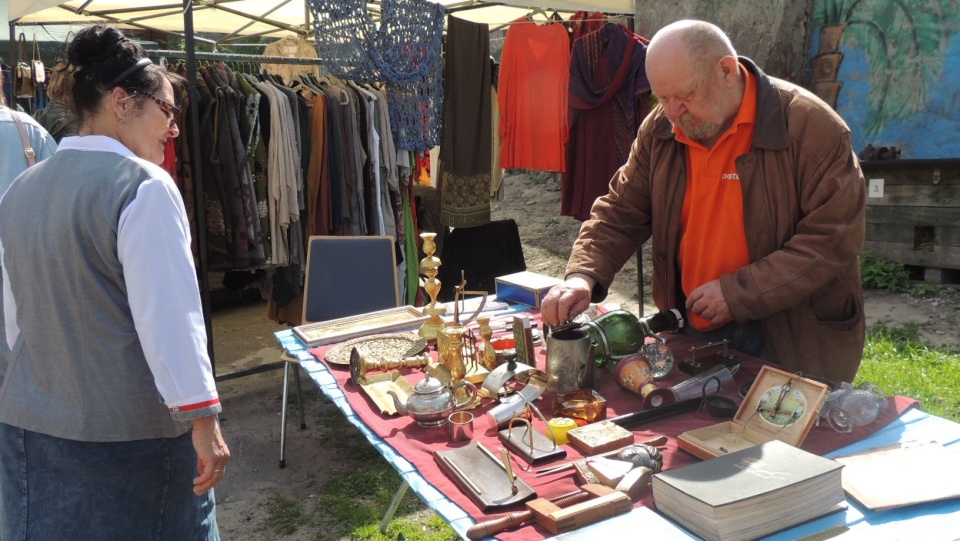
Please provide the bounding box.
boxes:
[810,25,845,108]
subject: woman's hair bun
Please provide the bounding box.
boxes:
[67,25,130,69]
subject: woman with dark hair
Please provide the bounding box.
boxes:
[0,25,229,540]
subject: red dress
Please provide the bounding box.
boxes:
[497,21,570,172]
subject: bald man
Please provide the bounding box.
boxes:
[541,20,866,383]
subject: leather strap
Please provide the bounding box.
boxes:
[10,110,37,166]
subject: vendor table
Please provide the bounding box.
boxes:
[274,312,960,540]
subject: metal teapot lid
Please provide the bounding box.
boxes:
[413,372,445,394]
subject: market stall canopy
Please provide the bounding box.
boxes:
[10,1,633,42]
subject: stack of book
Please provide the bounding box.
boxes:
[652,440,844,541]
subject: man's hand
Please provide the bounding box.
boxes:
[685,279,733,328]
[541,274,595,326]
[192,415,230,495]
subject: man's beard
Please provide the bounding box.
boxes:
[675,113,722,142]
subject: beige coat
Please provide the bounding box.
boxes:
[567,58,866,383]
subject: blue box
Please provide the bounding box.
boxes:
[495,271,562,308]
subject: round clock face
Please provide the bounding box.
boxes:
[757,385,806,427]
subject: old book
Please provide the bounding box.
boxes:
[834,441,960,511]
[652,440,844,541]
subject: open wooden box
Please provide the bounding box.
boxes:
[677,365,830,460]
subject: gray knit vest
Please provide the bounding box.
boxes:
[0,148,190,441]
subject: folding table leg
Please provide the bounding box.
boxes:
[293,364,306,429]
[379,479,409,534]
[280,360,292,469]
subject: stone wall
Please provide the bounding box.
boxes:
[633,0,813,83]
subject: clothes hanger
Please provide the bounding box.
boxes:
[490,8,546,33]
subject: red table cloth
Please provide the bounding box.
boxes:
[308,313,916,540]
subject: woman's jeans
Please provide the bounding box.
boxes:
[684,319,769,361]
[0,423,219,541]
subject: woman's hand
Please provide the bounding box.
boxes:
[192,415,231,495]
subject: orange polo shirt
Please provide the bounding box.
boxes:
[676,66,757,331]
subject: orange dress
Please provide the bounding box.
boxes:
[498,21,570,172]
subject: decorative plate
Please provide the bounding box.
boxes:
[324,332,428,366]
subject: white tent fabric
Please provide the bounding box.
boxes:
[10,1,632,37]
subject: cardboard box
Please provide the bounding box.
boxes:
[495,271,562,308]
[677,365,830,460]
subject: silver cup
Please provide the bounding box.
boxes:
[545,328,597,394]
[447,411,474,442]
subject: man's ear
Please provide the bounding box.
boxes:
[718,56,740,87]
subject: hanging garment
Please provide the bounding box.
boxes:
[438,15,493,228]
[570,11,606,42]
[262,35,321,85]
[237,72,272,262]
[562,24,650,221]
[490,86,504,199]
[370,86,400,240]
[195,69,231,267]
[306,93,332,235]
[318,84,347,231]
[498,20,570,172]
[308,0,444,152]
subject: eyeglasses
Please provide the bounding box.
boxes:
[126,92,182,123]
[143,93,182,122]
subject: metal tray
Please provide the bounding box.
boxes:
[434,441,537,511]
[358,371,414,416]
[324,332,427,366]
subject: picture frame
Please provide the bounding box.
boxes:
[293,305,428,347]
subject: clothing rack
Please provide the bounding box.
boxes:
[148,49,326,66]
[165,23,327,378]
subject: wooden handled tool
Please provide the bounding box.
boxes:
[465,490,590,539]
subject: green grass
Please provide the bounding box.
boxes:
[857,322,960,422]
[263,462,458,540]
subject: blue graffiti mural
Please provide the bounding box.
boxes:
[809,0,960,158]
[837,35,960,158]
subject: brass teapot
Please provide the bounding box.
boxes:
[387,372,477,427]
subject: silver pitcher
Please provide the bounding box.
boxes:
[545,328,597,394]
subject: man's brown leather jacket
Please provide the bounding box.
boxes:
[567,58,866,383]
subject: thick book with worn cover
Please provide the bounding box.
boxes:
[652,440,844,541]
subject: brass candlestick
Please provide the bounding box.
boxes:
[438,274,491,384]
[477,316,497,370]
[418,232,446,340]
[439,327,467,382]
[349,347,432,384]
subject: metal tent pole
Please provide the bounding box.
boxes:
[181,0,216,372]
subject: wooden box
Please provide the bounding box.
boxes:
[677,365,830,460]
[567,420,635,455]
[495,271,562,308]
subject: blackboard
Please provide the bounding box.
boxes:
[301,236,399,323]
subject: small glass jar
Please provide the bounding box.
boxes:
[551,389,607,425]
